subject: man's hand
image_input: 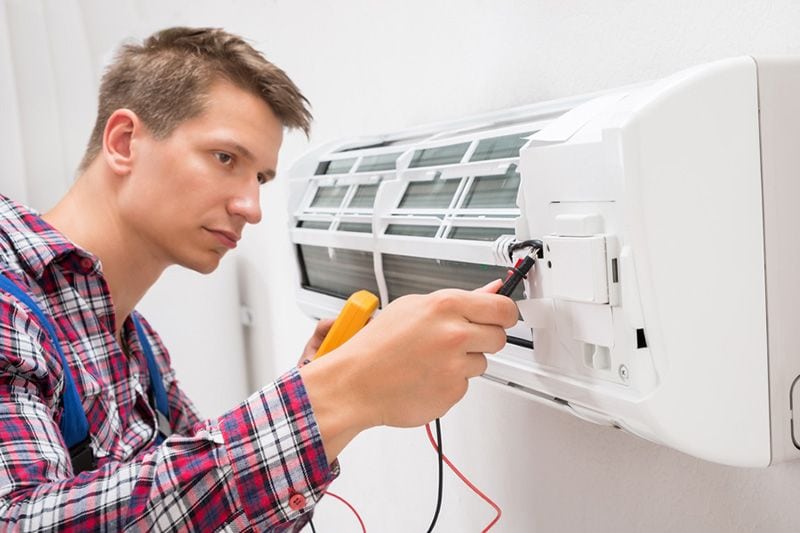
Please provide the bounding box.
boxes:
[299,318,336,365]
[299,280,518,462]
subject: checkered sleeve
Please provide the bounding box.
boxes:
[0,298,338,531]
[218,367,338,529]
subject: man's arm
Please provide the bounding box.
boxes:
[0,299,334,531]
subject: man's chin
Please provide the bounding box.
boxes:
[193,263,219,275]
[180,251,225,274]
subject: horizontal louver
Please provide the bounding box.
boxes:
[398,177,460,208]
[462,167,521,208]
[311,186,348,208]
[408,142,471,168]
[298,245,380,300]
[357,153,401,172]
[338,222,372,233]
[315,158,357,175]
[447,227,512,241]
[348,183,380,208]
[385,224,439,237]
[297,220,331,230]
[383,253,524,301]
[470,132,534,162]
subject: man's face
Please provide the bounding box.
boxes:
[120,80,283,274]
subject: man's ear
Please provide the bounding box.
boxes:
[102,109,141,176]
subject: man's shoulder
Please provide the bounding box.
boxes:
[0,196,35,275]
[0,195,74,283]
[0,197,45,332]
[0,198,68,396]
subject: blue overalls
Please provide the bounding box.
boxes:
[0,272,171,474]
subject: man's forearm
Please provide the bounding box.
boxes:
[299,352,374,462]
[0,369,336,531]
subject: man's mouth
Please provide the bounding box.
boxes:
[205,228,240,249]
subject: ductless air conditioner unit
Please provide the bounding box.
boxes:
[287,56,800,467]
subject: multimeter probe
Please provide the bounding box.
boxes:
[314,290,379,359]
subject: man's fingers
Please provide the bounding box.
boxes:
[463,323,509,354]
[441,289,518,328]
[315,318,336,338]
[474,279,504,294]
[464,352,488,378]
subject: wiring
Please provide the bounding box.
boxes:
[424,418,444,533]
[326,491,366,533]
[420,240,535,530]
[507,239,543,263]
[310,239,540,532]
[425,423,502,532]
[308,491,366,533]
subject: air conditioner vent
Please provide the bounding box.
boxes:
[385,224,439,237]
[310,185,348,208]
[462,166,521,208]
[315,158,357,175]
[383,253,524,301]
[298,244,379,300]
[470,132,536,162]
[399,176,460,209]
[409,142,471,168]
[356,152,403,173]
[447,227,512,241]
[296,220,331,230]
[348,183,381,208]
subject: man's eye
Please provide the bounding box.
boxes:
[257,173,267,185]
[215,152,233,165]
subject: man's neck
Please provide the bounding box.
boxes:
[42,168,165,337]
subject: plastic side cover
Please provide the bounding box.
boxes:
[529,92,629,143]
[518,298,613,348]
[544,235,609,304]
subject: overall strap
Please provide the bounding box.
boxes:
[0,272,96,474]
[131,314,171,443]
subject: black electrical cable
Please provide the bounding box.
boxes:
[425,418,444,533]
[308,518,317,533]
[507,239,543,262]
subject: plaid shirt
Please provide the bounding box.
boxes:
[0,195,336,531]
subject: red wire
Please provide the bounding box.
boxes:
[320,425,502,533]
[324,490,367,533]
[425,423,502,532]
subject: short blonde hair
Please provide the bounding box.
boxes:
[79,26,311,171]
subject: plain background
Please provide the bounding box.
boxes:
[3,1,800,531]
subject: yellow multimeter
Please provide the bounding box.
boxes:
[314,290,379,359]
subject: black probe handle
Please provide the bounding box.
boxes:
[497,272,523,297]
[496,255,536,297]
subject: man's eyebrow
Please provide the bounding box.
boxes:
[220,139,276,179]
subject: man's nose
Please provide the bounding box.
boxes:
[228,182,263,224]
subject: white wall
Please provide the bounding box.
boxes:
[244,2,800,532]
[5,0,800,531]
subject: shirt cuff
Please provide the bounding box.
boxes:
[219,367,338,529]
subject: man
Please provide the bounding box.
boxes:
[0,27,517,531]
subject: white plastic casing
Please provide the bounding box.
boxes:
[287,56,800,467]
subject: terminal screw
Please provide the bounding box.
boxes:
[618,364,629,381]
